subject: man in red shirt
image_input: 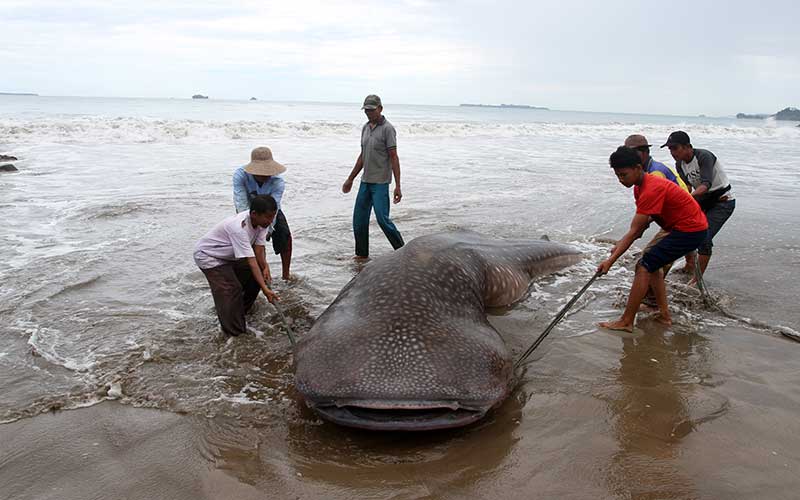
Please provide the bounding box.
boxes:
[597,146,708,332]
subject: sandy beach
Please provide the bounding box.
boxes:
[2,319,799,500]
[0,403,267,500]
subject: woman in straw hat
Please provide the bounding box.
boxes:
[233,147,293,280]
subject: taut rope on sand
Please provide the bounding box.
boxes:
[691,255,800,343]
[514,271,603,369]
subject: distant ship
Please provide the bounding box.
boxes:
[460,103,549,110]
[192,94,209,99]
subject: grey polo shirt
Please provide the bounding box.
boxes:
[676,148,734,200]
[360,116,397,184]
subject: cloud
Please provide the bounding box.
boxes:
[1,0,484,93]
[1,0,798,114]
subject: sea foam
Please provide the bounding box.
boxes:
[2,116,797,145]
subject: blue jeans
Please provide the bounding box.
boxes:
[353,182,404,257]
[699,199,735,256]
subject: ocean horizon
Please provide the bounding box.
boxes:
[3,92,791,121]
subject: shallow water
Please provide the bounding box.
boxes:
[1,96,799,498]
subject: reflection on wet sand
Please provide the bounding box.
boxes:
[603,324,728,499]
[204,387,525,497]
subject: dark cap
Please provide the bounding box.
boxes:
[660,130,691,148]
[361,94,382,110]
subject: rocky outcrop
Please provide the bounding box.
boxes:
[737,107,800,120]
[1,164,18,172]
[736,113,769,119]
[775,107,800,120]
[250,97,257,101]
[192,94,208,99]
[0,154,18,162]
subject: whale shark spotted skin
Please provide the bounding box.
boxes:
[294,231,582,431]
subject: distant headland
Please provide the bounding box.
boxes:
[460,103,549,110]
[736,112,769,119]
[192,94,208,100]
[737,107,800,120]
[0,92,38,96]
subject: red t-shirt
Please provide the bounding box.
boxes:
[634,173,708,232]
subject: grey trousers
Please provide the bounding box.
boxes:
[200,259,260,336]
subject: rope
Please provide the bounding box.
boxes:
[514,271,602,369]
[273,300,296,346]
[266,284,296,346]
[691,256,800,343]
[692,253,713,309]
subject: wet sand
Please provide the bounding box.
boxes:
[3,321,799,500]
[0,403,264,500]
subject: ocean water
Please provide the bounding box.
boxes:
[1,96,799,498]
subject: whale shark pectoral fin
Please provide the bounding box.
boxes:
[480,242,583,308]
[483,262,534,308]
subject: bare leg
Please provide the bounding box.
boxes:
[280,235,293,280]
[675,251,696,274]
[689,254,711,286]
[683,252,696,273]
[599,264,652,332]
[697,254,710,275]
[650,269,672,326]
[643,261,672,310]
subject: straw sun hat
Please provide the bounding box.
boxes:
[244,147,286,176]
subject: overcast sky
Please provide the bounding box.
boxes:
[2,0,798,115]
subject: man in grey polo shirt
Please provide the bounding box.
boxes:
[662,130,735,279]
[342,94,404,258]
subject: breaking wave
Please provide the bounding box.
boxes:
[2,116,798,145]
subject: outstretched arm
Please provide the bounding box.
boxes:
[254,244,271,284]
[247,255,278,303]
[597,213,651,274]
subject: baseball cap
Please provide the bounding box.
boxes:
[361,94,382,110]
[660,130,691,148]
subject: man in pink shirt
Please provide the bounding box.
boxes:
[194,195,280,336]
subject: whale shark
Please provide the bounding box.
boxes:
[294,231,581,431]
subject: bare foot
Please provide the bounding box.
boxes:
[598,320,634,332]
[353,255,369,262]
[639,303,658,313]
[282,273,296,281]
[651,313,673,326]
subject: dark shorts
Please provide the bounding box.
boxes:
[268,210,292,255]
[639,229,708,273]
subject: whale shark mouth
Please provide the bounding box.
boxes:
[307,400,491,431]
